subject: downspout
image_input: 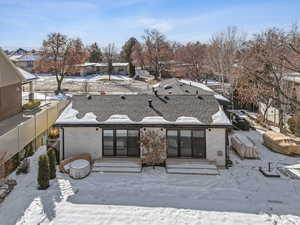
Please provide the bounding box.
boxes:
[225,128,229,169]
[61,127,65,160]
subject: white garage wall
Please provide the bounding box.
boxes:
[64,127,102,160]
[206,128,226,167]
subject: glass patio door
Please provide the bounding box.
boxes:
[103,129,140,157]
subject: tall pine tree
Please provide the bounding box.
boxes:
[120,37,138,63]
[88,42,103,62]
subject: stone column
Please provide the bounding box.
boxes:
[140,127,167,166]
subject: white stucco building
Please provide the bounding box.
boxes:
[55,79,231,168]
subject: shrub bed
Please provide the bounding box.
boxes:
[22,100,41,110]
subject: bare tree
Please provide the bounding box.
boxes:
[175,42,208,80]
[142,29,172,80]
[36,33,88,93]
[103,43,116,81]
[132,41,145,69]
[241,28,294,131]
[208,26,246,92]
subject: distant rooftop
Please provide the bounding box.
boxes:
[17,67,37,81]
[152,78,231,105]
[76,62,129,67]
[283,73,300,84]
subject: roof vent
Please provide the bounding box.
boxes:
[87,95,92,100]
[164,84,172,89]
[148,99,153,107]
[121,95,126,99]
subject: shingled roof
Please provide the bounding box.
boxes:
[152,78,213,96]
[55,93,232,125]
[152,78,231,106]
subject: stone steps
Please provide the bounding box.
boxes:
[167,168,219,175]
[92,158,142,173]
[92,167,142,173]
[166,158,219,175]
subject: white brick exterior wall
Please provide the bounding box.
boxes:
[63,127,102,160]
[206,128,226,167]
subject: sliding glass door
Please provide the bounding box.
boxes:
[103,129,140,157]
[127,130,139,157]
[167,129,206,158]
[180,130,192,157]
[103,130,114,156]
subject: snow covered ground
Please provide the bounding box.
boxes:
[0,129,300,225]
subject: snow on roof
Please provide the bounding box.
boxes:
[104,115,133,124]
[175,116,203,124]
[10,54,40,62]
[77,62,129,67]
[17,67,37,81]
[214,94,231,103]
[179,79,231,103]
[56,103,99,125]
[179,79,215,93]
[9,54,23,61]
[283,73,300,84]
[140,116,170,124]
[56,94,231,126]
[211,106,231,125]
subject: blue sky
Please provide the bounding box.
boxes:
[0,0,300,50]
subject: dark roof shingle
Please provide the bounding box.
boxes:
[72,94,219,124]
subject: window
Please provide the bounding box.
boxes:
[167,130,178,157]
[103,129,139,157]
[116,130,127,156]
[180,130,192,157]
[127,130,139,157]
[103,130,114,156]
[192,130,206,158]
[167,129,206,158]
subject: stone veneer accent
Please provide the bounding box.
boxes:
[140,127,167,165]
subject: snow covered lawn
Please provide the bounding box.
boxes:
[1,130,300,225]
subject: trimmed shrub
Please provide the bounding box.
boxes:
[37,154,50,189]
[25,143,34,158]
[287,113,300,136]
[47,148,57,179]
[22,100,41,110]
[287,117,296,134]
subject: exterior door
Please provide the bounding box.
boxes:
[167,129,206,158]
[103,129,139,157]
[192,130,206,158]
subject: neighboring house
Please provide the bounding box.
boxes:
[18,67,37,102]
[258,73,300,125]
[152,78,232,108]
[0,49,68,179]
[9,51,40,73]
[77,62,129,76]
[55,82,231,168]
[0,49,25,121]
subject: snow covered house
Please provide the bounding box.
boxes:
[76,62,129,76]
[55,86,232,168]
